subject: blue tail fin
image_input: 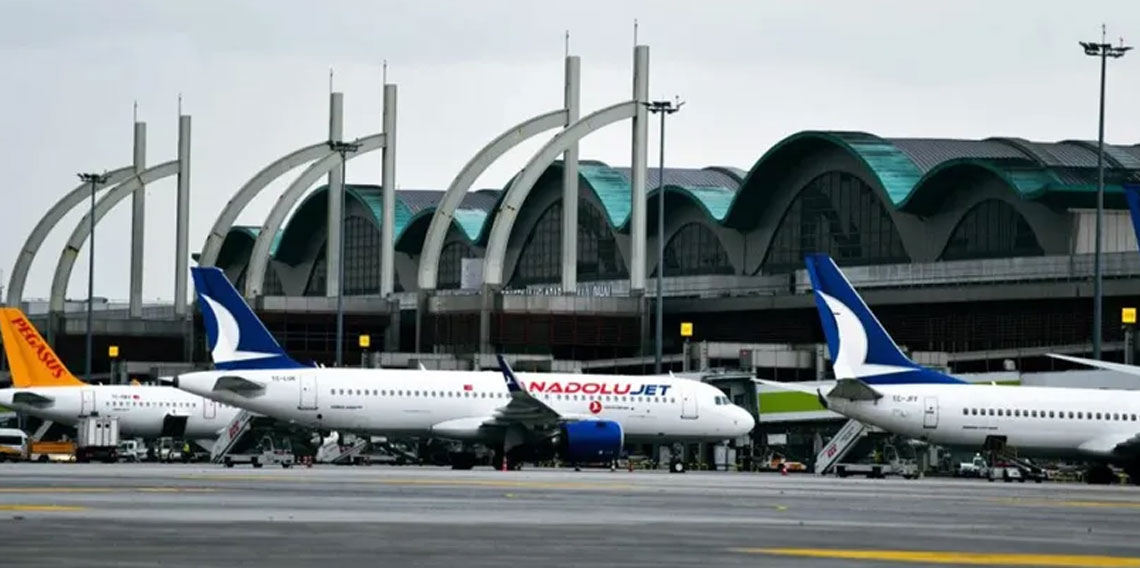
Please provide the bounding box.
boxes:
[190,267,305,370]
[804,254,963,385]
[1125,184,1140,252]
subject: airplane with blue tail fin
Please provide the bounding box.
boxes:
[759,253,1140,484]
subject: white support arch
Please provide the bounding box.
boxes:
[198,141,331,267]
[417,109,569,291]
[6,166,133,307]
[49,161,180,312]
[243,133,386,298]
[482,101,638,286]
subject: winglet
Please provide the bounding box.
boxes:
[496,354,524,393]
[0,308,84,387]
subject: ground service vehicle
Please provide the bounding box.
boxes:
[0,428,28,462]
[223,435,295,469]
[77,416,120,463]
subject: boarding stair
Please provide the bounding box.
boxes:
[316,433,370,464]
[814,419,872,474]
[210,410,256,463]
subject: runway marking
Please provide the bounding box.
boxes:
[0,487,215,494]
[732,548,1140,567]
[179,474,632,490]
[0,505,87,512]
[992,497,1140,509]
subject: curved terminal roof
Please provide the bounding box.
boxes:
[215,130,1140,274]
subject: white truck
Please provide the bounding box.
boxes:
[834,443,919,479]
[956,455,990,478]
[222,434,295,469]
[76,416,120,463]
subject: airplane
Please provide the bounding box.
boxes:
[0,308,240,440]
[170,267,755,468]
[759,253,1140,485]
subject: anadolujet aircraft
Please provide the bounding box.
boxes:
[0,308,238,440]
[172,267,754,468]
[762,254,1140,485]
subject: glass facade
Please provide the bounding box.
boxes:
[657,222,734,276]
[763,171,908,273]
[940,199,1043,261]
[344,216,380,295]
[439,241,476,290]
[305,249,326,296]
[263,267,284,296]
[510,198,627,286]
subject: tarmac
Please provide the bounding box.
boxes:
[2,464,1140,567]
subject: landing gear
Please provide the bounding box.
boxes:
[450,452,476,471]
[1086,463,1116,485]
[1124,463,1140,486]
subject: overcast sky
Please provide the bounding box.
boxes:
[2,0,1139,303]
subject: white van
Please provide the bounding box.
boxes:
[0,428,29,462]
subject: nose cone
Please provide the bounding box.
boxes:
[729,405,756,437]
[0,389,14,407]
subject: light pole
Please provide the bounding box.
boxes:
[328,140,361,366]
[1081,30,1131,359]
[77,172,109,383]
[644,99,684,374]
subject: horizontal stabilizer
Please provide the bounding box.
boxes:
[752,378,824,395]
[12,391,54,405]
[213,376,266,394]
[827,378,883,401]
[1046,354,1140,377]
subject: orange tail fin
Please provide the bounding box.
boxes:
[0,308,84,387]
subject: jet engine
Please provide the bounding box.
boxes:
[558,420,624,464]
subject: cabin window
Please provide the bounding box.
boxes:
[1047,411,1053,418]
[1030,410,1037,417]
[963,408,968,415]
[1113,413,1120,421]
[1096,412,1102,419]
[986,409,992,416]
[1132,414,1138,421]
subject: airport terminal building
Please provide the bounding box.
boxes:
[206,131,1140,373]
[7,47,1140,468]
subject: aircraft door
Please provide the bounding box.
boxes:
[80,389,96,416]
[681,392,698,420]
[203,399,217,419]
[299,375,318,410]
[923,397,938,429]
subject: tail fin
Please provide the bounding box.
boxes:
[804,254,963,385]
[190,267,304,370]
[0,308,85,387]
[1124,184,1140,253]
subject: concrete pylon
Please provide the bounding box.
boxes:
[129,121,146,318]
[326,92,344,299]
[629,45,649,295]
[381,85,397,297]
[174,115,191,317]
[560,56,581,294]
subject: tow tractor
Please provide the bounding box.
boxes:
[223,434,295,469]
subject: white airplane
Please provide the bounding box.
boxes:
[760,254,1140,484]
[170,267,755,468]
[0,308,240,440]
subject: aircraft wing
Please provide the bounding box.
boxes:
[1047,354,1140,377]
[12,391,54,406]
[212,376,266,395]
[484,355,566,427]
